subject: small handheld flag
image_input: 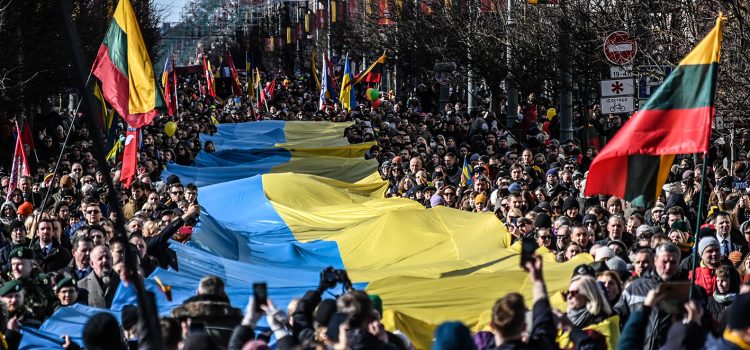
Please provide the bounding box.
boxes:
[461,156,473,187]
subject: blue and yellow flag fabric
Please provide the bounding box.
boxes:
[339,56,358,111]
[461,156,473,187]
[26,121,600,350]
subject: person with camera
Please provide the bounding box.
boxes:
[614,243,707,350]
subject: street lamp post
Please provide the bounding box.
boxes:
[327,0,332,58]
[558,0,573,142]
[505,0,517,127]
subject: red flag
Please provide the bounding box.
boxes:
[225,51,242,96]
[20,120,35,151]
[164,66,176,116]
[120,126,139,188]
[378,0,395,25]
[7,124,30,197]
[325,56,338,91]
[264,79,276,102]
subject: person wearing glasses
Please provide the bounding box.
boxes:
[84,203,103,225]
[564,274,613,329]
[439,186,458,209]
[164,183,185,210]
[535,228,553,250]
[69,163,84,181]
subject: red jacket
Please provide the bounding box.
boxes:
[689,265,716,296]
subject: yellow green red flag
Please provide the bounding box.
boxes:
[91,0,165,128]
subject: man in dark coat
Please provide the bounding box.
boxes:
[31,218,72,273]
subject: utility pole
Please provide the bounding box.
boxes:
[558,0,573,142]
[505,0,517,127]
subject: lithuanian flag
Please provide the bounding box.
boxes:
[91,0,165,129]
[585,15,725,206]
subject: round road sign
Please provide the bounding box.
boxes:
[603,31,637,65]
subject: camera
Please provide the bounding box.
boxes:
[319,266,353,291]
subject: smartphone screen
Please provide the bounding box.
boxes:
[520,238,538,267]
[253,282,267,311]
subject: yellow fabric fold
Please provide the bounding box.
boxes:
[261,172,595,348]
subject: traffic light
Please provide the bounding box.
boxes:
[527,0,559,4]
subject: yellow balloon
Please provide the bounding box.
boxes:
[164,121,177,137]
[546,108,557,120]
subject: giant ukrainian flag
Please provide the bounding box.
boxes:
[91,0,165,128]
[586,15,725,206]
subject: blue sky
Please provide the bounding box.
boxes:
[154,0,187,23]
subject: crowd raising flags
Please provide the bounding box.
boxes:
[585,15,725,206]
[342,51,386,90]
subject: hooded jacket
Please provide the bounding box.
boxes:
[0,201,16,227]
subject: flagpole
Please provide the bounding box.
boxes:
[688,15,725,300]
[39,72,92,212]
[6,125,20,202]
[689,153,708,300]
[54,0,164,347]
[172,56,179,116]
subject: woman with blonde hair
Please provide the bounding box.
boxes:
[142,220,161,238]
[738,253,750,283]
[565,274,613,328]
[141,203,158,219]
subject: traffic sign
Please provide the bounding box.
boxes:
[600,79,635,97]
[601,96,635,114]
[604,32,637,65]
[610,65,633,78]
[638,65,673,99]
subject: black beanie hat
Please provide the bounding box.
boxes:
[728,293,750,330]
[314,299,337,326]
[121,304,138,330]
[534,213,552,229]
[83,313,123,350]
[563,197,580,213]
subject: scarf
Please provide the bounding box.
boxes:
[567,307,594,328]
[723,329,750,350]
[713,292,737,305]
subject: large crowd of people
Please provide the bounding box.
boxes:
[0,66,747,350]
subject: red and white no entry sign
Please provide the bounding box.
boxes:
[603,31,637,65]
